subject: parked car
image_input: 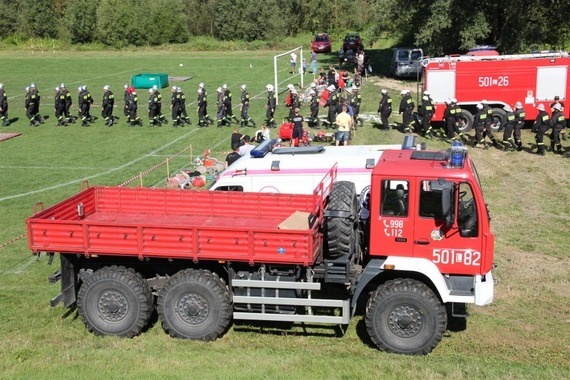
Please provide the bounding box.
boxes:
[342,32,363,52]
[389,47,424,78]
[311,33,332,53]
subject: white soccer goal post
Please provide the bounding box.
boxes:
[273,46,304,105]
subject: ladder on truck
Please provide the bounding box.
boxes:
[421,51,569,67]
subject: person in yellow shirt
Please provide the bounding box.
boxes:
[335,104,352,146]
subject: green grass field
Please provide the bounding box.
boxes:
[0,49,569,379]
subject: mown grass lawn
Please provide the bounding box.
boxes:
[0,50,568,379]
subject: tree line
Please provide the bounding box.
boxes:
[0,0,567,53]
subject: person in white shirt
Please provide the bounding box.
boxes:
[290,52,297,74]
[238,135,255,156]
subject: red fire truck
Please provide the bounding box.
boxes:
[421,51,570,132]
[27,145,494,355]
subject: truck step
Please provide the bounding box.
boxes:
[233,297,350,324]
[324,255,351,284]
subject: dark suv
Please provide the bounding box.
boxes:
[342,33,363,52]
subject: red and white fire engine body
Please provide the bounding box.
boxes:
[421,52,570,131]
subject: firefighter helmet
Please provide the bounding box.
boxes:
[537,104,545,111]
[476,103,483,110]
[381,89,387,94]
[553,103,562,111]
[503,105,512,112]
[240,84,246,91]
[515,101,523,109]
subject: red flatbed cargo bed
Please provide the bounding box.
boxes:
[27,181,331,266]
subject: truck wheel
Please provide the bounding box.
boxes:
[157,269,231,341]
[456,110,474,133]
[77,266,153,337]
[365,278,447,355]
[489,108,506,132]
[325,181,358,259]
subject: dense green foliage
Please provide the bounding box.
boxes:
[0,0,567,53]
[374,0,570,54]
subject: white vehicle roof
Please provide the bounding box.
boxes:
[210,143,402,194]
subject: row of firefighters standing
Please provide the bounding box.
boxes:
[377,90,567,154]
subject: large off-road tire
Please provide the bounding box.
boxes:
[489,108,506,132]
[77,266,153,337]
[325,181,358,259]
[456,109,474,133]
[365,278,447,355]
[157,269,232,341]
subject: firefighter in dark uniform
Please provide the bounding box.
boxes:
[197,88,208,127]
[378,89,392,130]
[325,85,339,128]
[419,94,434,138]
[481,99,499,147]
[500,105,517,151]
[197,82,214,125]
[290,108,304,147]
[78,85,92,126]
[288,88,301,122]
[399,89,414,133]
[54,86,68,126]
[126,90,143,127]
[265,84,276,128]
[0,83,9,126]
[443,99,457,142]
[60,83,74,124]
[216,87,226,127]
[550,96,566,141]
[472,103,489,148]
[152,85,168,124]
[348,86,362,127]
[25,86,39,127]
[239,84,256,127]
[451,98,467,141]
[177,87,191,124]
[308,88,320,128]
[550,102,565,154]
[532,103,550,155]
[30,83,44,124]
[148,88,161,127]
[123,84,130,118]
[170,86,183,127]
[513,101,526,151]
[222,84,240,124]
[102,85,115,126]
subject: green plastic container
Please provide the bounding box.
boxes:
[131,73,169,89]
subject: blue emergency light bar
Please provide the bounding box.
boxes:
[449,141,467,168]
[250,138,278,158]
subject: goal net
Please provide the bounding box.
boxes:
[273,46,304,105]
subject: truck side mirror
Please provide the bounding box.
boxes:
[430,179,454,227]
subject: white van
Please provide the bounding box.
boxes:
[209,141,403,195]
[389,47,424,78]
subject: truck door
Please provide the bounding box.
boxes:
[372,178,414,257]
[536,66,567,101]
[412,179,484,275]
[426,70,456,103]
